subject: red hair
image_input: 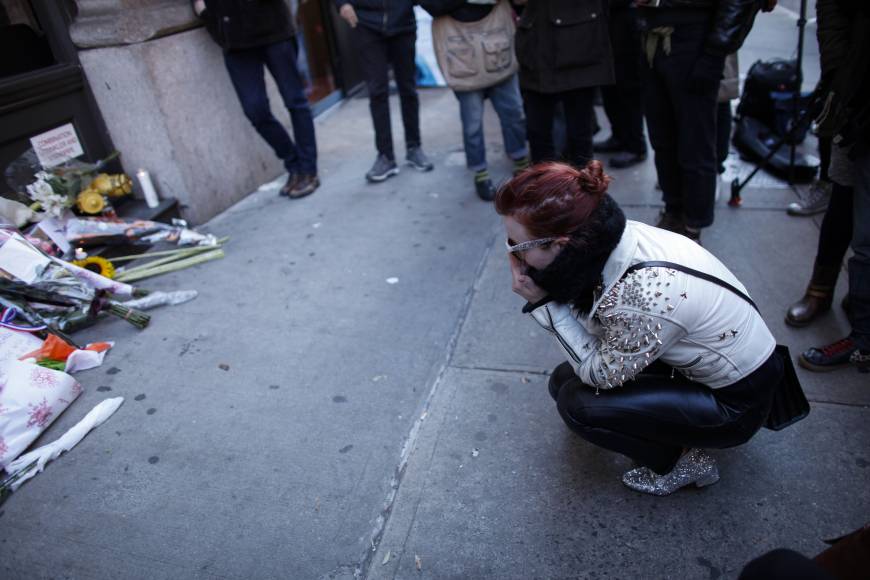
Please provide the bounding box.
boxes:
[495,160,612,239]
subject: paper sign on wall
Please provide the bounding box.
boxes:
[29,123,84,168]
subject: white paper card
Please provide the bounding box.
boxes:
[37,217,72,254]
[0,235,51,283]
[29,123,84,168]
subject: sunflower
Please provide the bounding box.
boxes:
[72,256,116,279]
[77,188,106,214]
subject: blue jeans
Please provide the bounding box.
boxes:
[224,39,318,175]
[849,146,870,350]
[454,74,528,172]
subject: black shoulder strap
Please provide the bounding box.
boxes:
[624,260,759,313]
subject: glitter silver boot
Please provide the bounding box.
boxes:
[621,449,720,496]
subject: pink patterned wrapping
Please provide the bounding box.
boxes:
[0,329,82,470]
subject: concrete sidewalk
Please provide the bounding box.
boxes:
[2,7,867,580]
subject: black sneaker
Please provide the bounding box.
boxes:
[279,172,299,196]
[475,177,496,201]
[593,136,623,153]
[406,146,434,172]
[287,174,319,199]
[610,151,647,169]
[366,154,399,183]
[799,337,859,372]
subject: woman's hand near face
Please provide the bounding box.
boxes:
[509,254,549,304]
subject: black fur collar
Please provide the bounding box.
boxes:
[526,194,627,314]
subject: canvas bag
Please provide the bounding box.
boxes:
[431,0,517,92]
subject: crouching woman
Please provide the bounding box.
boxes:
[496,161,783,496]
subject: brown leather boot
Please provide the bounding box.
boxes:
[785,263,841,327]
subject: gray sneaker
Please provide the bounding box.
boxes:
[366,154,399,183]
[406,146,434,172]
[787,180,832,216]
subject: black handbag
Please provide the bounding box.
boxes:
[625,261,810,431]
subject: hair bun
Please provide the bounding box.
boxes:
[576,160,611,198]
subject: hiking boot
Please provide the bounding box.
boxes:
[609,151,647,169]
[655,210,684,234]
[787,180,832,216]
[406,146,434,172]
[593,136,623,153]
[799,337,859,372]
[287,174,319,199]
[366,154,399,183]
[279,172,299,196]
[851,349,870,373]
[785,263,840,327]
[683,225,702,245]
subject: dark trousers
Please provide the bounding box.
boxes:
[716,101,732,174]
[739,549,836,580]
[356,26,420,159]
[643,22,719,228]
[817,182,853,267]
[524,87,596,167]
[601,6,646,156]
[223,39,318,175]
[601,84,647,156]
[849,148,870,349]
[549,353,782,475]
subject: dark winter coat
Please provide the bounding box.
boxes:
[418,0,494,23]
[515,0,615,94]
[334,0,416,36]
[637,0,760,58]
[816,0,870,151]
[195,0,294,51]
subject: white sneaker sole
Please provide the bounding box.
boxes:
[366,167,400,183]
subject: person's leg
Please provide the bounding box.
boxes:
[661,23,720,230]
[739,549,837,580]
[848,148,870,356]
[716,101,732,174]
[642,51,683,219]
[787,183,854,326]
[523,89,558,163]
[561,87,597,167]
[387,30,421,151]
[455,89,487,172]
[553,354,780,475]
[487,74,529,163]
[263,39,318,176]
[356,26,394,159]
[599,84,624,149]
[223,47,296,172]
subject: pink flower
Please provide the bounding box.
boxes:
[26,398,53,428]
[0,435,7,457]
[31,368,58,389]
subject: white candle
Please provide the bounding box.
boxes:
[136,169,160,208]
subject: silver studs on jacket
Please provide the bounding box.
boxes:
[621,449,720,496]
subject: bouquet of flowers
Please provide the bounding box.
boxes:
[0,227,150,338]
[5,149,132,219]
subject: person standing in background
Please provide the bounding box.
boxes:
[421,0,530,201]
[593,0,648,170]
[514,0,615,169]
[193,0,320,199]
[638,0,761,244]
[335,0,435,183]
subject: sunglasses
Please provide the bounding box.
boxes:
[505,237,558,255]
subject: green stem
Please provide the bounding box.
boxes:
[115,249,224,283]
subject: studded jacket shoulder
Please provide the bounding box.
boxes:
[526,221,776,390]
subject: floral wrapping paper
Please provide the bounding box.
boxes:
[0,329,81,470]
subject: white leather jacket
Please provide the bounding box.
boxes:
[528,221,776,390]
